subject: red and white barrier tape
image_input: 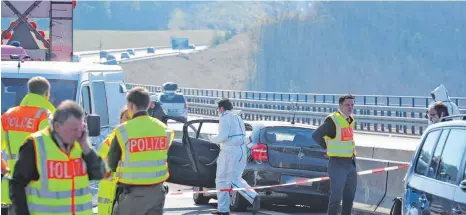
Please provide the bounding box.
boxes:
[88,164,410,196]
[166,163,410,196]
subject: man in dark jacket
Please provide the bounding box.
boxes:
[9,100,106,215]
[148,101,168,124]
[312,95,357,215]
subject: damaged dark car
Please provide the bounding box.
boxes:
[190,120,330,212]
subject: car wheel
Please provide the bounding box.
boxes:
[192,187,210,205]
[229,190,249,212]
[390,197,402,215]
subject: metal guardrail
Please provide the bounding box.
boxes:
[125,84,466,136]
[179,88,466,109]
[184,96,428,136]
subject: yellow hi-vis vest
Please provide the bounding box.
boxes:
[114,115,174,185]
[97,132,117,215]
[1,93,55,205]
[26,129,93,215]
[324,112,357,158]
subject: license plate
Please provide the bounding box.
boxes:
[280,175,314,187]
[168,109,178,113]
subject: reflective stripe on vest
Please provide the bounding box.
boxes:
[325,113,356,158]
[26,133,93,214]
[98,197,111,204]
[116,125,170,179]
[115,116,173,185]
[97,172,118,215]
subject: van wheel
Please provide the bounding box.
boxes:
[230,190,248,212]
[193,187,210,205]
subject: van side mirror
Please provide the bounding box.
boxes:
[460,180,466,192]
[86,114,101,137]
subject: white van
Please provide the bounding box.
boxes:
[1,60,128,148]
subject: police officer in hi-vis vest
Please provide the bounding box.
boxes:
[9,100,107,215]
[107,87,174,215]
[97,107,130,215]
[312,94,357,215]
[1,76,57,215]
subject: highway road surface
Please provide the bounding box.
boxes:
[78,45,208,64]
[93,183,327,215]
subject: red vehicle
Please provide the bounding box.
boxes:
[1,45,30,61]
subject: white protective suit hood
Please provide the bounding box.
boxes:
[431,84,450,102]
[428,84,461,125]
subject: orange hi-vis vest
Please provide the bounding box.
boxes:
[1,93,55,204]
[1,106,52,161]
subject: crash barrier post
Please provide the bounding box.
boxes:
[353,158,390,212]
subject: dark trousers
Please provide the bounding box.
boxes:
[327,157,357,215]
[112,183,167,215]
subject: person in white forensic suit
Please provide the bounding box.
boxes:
[429,84,461,125]
[209,98,260,215]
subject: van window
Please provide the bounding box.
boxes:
[415,130,441,175]
[92,81,109,127]
[1,78,78,114]
[81,86,92,114]
[434,129,466,184]
[427,129,450,178]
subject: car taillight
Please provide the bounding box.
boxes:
[250,143,268,162]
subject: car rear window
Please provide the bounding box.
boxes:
[159,94,185,103]
[262,126,321,148]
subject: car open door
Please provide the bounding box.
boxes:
[182,119,220,188]
[165,117,202,186]
[166,118,220,188]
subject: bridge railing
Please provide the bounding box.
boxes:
[180,87,466,108]
[126,83,466,136]
[185,95,429,136]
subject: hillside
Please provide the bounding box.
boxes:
[2,1,304,31]
[118,1,466,97]
[6,1,465,97]
[72,30,215,51]
[248,1,466,96]
[120,33,252,90]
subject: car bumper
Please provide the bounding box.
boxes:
[243,163,329,198]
